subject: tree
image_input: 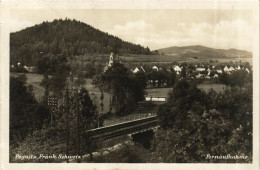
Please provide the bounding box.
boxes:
[10,87,101,162]
[229,70,248,87]
[10,75,50,145]
[157,79,207,129]
[10,19,151,69]
[219,72,230,86]
[99,63,145,115]
[40,55,70,97]
[152,79,252,163]
[168,70,176,87]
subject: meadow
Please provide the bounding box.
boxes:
[10,72,227,117]
[119,54,252,65]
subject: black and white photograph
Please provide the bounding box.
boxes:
[0,1,259,170]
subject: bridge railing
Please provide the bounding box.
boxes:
[103,112,156,127]
[87,115,158,140]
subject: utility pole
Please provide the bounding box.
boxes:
[65,85,69,163]
[76,88,81,163]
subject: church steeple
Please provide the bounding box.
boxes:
[108,52,114,67]
[104,52,114,72]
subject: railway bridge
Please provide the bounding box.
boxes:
[87,115,159,141]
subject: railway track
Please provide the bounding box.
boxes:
[87,115,158,140]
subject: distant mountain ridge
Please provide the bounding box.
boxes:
[10,19,151,66]
[155,45,252,59]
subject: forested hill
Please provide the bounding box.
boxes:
[10,19,151,66]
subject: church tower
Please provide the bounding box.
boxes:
[108,52,114,67]
[104,52,114,72]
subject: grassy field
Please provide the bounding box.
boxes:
[119,54,252,65]
[10,73,45,101]
[10,73,112,113]
[10,72,227,116]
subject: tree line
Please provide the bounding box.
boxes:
[10,18,151,67]
[151,73,252,163]
[10,74,101,162]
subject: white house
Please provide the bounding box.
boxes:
[196,68,206,72]
[229,67,235,72]
[196,73,204,78]
[24,66,36,73]
[224,66,229,72]
[237,65,241,70]
[216,70,223,74]
[173,65,182,74]
[145,97,166,102]
[213,74,219,78]
[133,67,140,73]
[152,66,159,71]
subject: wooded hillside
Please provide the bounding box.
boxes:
[10,18,151,66]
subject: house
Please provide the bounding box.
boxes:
[173,65,182,74]
[152,66,159,71]
[24,66,36,73]
[196,73,204,78]
[133,67,140,73]
[132,66,145,73]
[237,65,241,70]
[229,66,235,72]
[196,68,206,72]
[145,97,166,102]
[213,74,219,78]
[216,70,223,74]
[224,66,229,72]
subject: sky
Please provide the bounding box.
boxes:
[10,8,253,51]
